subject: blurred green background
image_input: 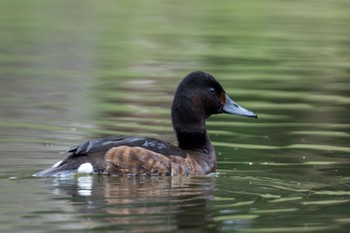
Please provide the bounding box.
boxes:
[0,0,349,232]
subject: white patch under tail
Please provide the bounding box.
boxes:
[77,163,94,174]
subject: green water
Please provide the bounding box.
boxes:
[1,0,350,232]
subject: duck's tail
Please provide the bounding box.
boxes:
[33,160,95,177]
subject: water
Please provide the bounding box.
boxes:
[1,0,350,232]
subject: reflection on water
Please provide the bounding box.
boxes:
[44,176,219,233]
[17,172,349,232]
[0,0,350,232]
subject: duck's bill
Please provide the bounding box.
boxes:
[222,94,257,118]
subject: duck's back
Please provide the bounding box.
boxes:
[34,135,186,177]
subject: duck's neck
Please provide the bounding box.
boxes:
[175,130,211,150]
[171,107,212,151]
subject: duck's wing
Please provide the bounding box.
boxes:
[67,135,185,157]
[67,135,140,154]
[34,135,185,177]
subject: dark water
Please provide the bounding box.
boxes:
[1,0,350,232]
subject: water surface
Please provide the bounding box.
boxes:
[1,0,350,232]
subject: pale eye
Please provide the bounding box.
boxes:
[209,87,216,94]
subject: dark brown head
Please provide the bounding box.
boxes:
[171,71,257,135]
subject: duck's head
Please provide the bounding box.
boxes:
[171,71,257,133]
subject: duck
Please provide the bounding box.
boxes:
[34,71,257,177]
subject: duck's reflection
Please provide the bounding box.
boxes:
[51,175,220,232]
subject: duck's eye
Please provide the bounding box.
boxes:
[209,87,216,94]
